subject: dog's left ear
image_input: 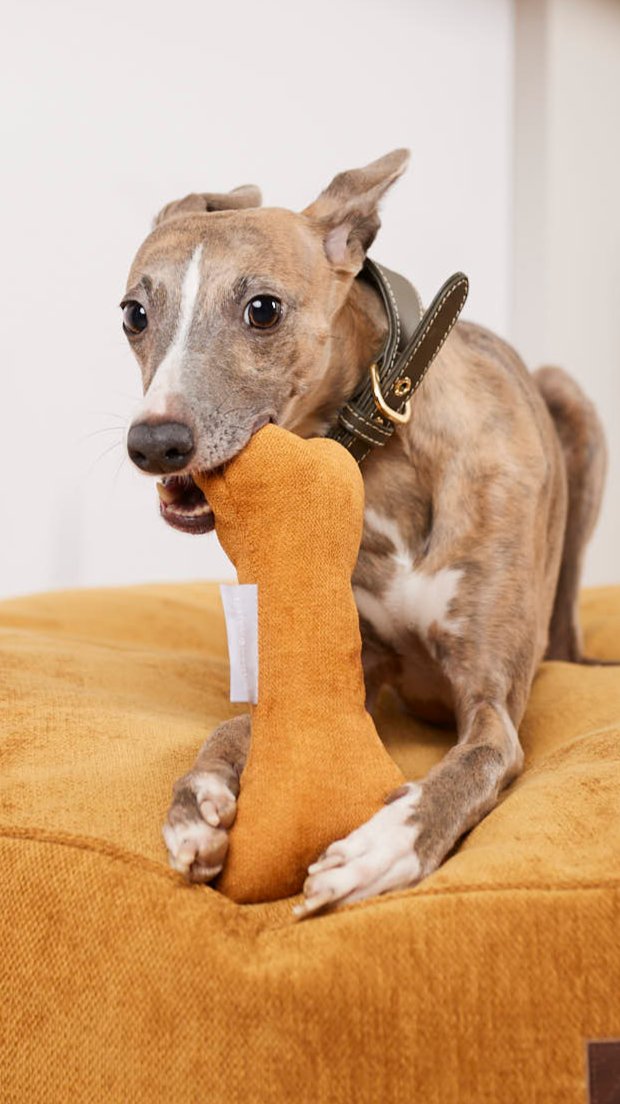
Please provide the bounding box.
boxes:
[153,184,262,228]
[302,149,410,273]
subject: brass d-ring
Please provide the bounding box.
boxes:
[369,363,412,425]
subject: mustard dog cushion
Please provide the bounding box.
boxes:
[1,583,619,1102]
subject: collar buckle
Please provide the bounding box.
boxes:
[326,260,469,464]
[369,364,412,425]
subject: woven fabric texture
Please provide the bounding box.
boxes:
[196,426,404,902]
[1,582,619,1102]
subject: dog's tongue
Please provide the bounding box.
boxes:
[156,475,213,524]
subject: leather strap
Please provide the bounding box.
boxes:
[327,259,469,463]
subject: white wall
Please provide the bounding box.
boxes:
[0,0,521,598]
[513,0,620,586]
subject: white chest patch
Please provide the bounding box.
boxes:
[354,508,463,645]
[138,243,204,419]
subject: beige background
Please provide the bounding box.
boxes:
[513,0,620,587]
[0,0,618,598]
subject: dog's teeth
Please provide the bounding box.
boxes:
[164,501,213,518]
[156,481,177,505]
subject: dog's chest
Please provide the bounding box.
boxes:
[353,507,462,651]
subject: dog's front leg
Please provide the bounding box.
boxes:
[163,713,250,882]
[299,699,523,915]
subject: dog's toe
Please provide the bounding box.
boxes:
[296,786,423,916]
[164,770,237,882]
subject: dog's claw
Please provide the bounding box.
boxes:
[163,770,237,883]
[292,891,335,920]
[177,845,198,866]
[307,851,345,875]
[200,799,221,828]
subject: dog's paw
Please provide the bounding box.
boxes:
[294,783,423,918]
[163,770,237,883]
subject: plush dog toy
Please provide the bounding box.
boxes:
[194,425,404,907]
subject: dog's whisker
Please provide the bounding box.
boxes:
[78,426,126,444]
[106,388,143,403]
[85,409,130,423]
[217,405,247,419]
[87,439,123,478]
[209,396,249,420]
[111,453,128,492]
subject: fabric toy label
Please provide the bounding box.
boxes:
[220,584,258,704]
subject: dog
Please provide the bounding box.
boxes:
[122,149,607,913]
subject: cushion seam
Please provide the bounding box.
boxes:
[3,826,620,907]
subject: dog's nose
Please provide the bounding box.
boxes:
[127,421,195,473]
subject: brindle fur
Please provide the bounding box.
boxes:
[124,151,608,906]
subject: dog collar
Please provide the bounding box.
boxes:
[326,258,469,463]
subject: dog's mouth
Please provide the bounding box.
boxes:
[156,475,215,535]
[153,414,276,535]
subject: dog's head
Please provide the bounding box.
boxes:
[122,149,409,532]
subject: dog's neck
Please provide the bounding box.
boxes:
[281,276,388,439]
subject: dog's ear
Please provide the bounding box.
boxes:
[153,184,262,228]
[302,149,410,273]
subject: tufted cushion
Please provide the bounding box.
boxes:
[1,583,619,1103]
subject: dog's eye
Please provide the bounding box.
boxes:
[121,300,148,335]
[243,296,282,330]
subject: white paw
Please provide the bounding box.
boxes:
[294,783,423,918]
[163,771,237,883]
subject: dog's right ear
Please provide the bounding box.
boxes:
[153,184,262,228]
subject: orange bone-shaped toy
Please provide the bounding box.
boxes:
[194,424,404,904]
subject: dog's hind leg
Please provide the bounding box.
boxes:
[535,366,608,662]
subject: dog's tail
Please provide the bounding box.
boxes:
[534,365,614,665]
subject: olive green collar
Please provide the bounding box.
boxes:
[327,258,469,463]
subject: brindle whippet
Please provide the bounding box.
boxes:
[121,150,607,913]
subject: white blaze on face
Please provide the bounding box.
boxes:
[138,243,204,418]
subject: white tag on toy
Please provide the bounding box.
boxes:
[220,583,258,704]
